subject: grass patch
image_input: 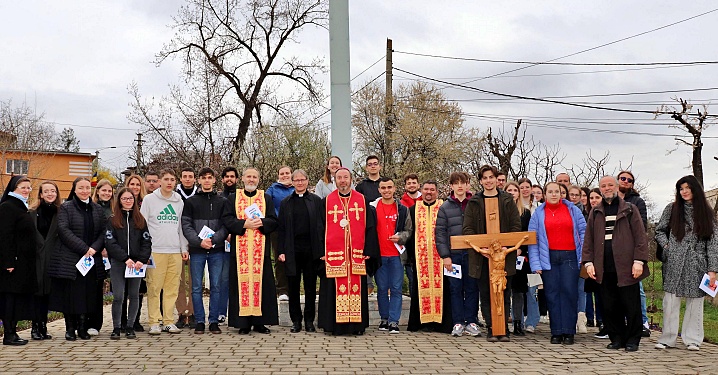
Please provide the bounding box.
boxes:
[644,262,718,344]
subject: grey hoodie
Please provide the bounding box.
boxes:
[140,188,189,254]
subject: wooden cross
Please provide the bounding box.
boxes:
[328,205,343,223]
[349,202,364,220]
[450,198,536,337]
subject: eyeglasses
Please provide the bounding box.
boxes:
[292,179,308,183]
[120,197,135,202]
[619,176,634,183]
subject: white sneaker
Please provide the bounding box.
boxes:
[464,323,481,337]
[87,328,99,336]
[539,316,550,324]
[451,324,464,337]
[149,325,162,335]
[278,294,289,301]
[525,325,535,333]
[687,344,700,351]
[163,324,182,334]
[654,343,668,349]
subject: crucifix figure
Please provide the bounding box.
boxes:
[451,197,536,337]
[466,236,529,316]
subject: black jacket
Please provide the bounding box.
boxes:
[355,178,381,204]
[48,199,106,281]
[31,204,58,296]
[435,195,471,259]
[105,210,153,264]
[181,190,231,254]
[277,192,324,276]
[623,190,648,229]
[0,196,37,294]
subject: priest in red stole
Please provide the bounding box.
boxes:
[407,180,453,333]
[223,167,279,334]
[316,168,380,336]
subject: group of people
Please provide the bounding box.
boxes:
[0,155,716,353]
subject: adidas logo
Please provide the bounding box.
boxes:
[157,204,179,221]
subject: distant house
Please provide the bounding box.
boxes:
[0,148,95,200]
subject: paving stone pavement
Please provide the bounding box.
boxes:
[3,301,717,375]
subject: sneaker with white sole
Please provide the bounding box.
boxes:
[149,325,162,335]
[687,344,700,351]
[388,322,400,334]
[525,325,535,333]
[87,328,99,337]
[163,324,182,334]
[451,324,464,337]
[654,343,668,349]
[464,323,481,337]
[278,294,289,301]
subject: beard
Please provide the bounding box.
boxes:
[244,184,257,192]
[602,191,617,202]
[618,185,630,194]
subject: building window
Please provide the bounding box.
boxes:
[6,159,29,175]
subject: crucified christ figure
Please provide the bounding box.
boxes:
[465,235,529,315]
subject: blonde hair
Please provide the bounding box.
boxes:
[504,181,526,216]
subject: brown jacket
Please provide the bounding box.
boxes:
[462,191,521,279]
[582,197,650,287]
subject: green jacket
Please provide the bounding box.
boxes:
[461,191,521,279]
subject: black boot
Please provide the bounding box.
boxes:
[65,315,77,341]
[513,321,525,336]
[31,321,44,340]
[77,314,91,340]
[3,321,28,346]
[40,321,53,340]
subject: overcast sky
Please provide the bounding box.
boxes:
[3,1,718,218]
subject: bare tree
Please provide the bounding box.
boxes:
[656,98,711,187]
[565,150,611,188]
[156,0,327,162]
[485,119,523,178]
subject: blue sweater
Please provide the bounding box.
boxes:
[266,182,295,216]
[527,199,586,272]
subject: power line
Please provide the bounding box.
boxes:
[394,67,718,117]
[461,7,718,84]
[394,50,718,67]
[351,55,385,82]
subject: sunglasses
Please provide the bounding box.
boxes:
[619,176,634,183]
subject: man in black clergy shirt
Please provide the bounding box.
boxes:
[277,169,323,333]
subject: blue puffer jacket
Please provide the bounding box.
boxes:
[266,182,295,216]
[528,199,586,272]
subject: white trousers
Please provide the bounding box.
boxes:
[658,292,704,347]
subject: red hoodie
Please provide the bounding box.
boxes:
[400,192,421,207]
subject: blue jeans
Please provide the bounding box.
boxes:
[218,251,231,316]
[542,250,579,336]
[639,281,648,325]
[448,251,479,325]
[526,285,540,328]
[577,278,586,313]
[190,251,223,324]
[375,256,404,324]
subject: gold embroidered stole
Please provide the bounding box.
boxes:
[415,199,444,323]
[235,190,266,316]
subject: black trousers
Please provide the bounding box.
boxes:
[600,272,642,346]
[86,279,104,330]
[287,250,317,324]
[477,260,512,330]
[33,295,50,322]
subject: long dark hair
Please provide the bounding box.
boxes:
[322,156,342,184]
[669,175,715,241]
[111,187,147,230]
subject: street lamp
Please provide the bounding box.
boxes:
[135,128,165,176]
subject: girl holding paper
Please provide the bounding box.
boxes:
[48,177,107,341]
[654,175,718,351]
[0,176,37,345]
[105,188,152,340]
[505,181,531,336]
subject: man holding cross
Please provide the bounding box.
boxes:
[462,165,522,342]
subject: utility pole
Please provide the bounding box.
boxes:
[384,38,394,175]
[329,0,352,170]
[135,132,143,175]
